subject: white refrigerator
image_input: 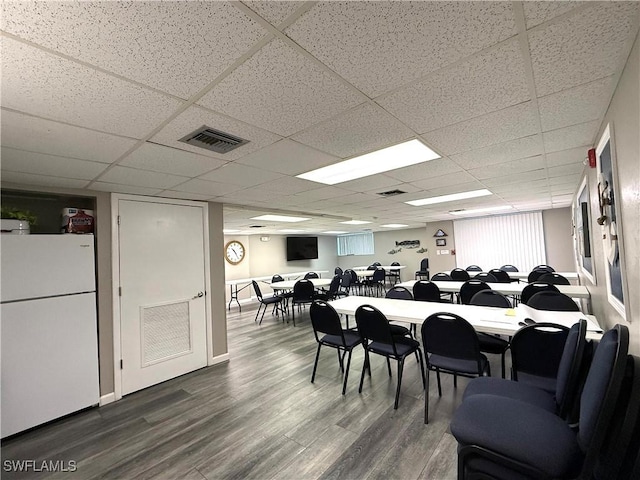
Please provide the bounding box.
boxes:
[1,235,100,438]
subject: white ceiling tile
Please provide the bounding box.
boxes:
[548,163,585,178]
[0,110,137,163]
[96,166,189,189]
[1,147,109,180]
[219,189,283,203]
[151,105,282,161]
[482,169,547,188]
[385,157,463,183]
[1,37,183,138]
[379,39,530,132]
[549,174,581,187]
[523,2,586,29]
[199,163,284,186]
[197,39,364,136]
[292,186,353,202]
[157,191,213,202]
[291,103,414,158]
[339,174,405,193]
[170,178,241,197]
[254,176,320,195]
[467,155,547,180]
[236,139,339,175]
[411,181,486,197]
[538,77,616,131]
[243,1,305,26]
[285,1,517,97]
[529,3,640,96]
[119,143,226,177]
[490,178,549,194]
[90,182,163,196]
[422,103,538,155]
[546,147,589,167]
[1,171,89,189]
[1,2,267,99]
[450,135,543,169]
[410,171,480,191]
[543,121,599,153]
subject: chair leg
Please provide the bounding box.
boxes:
[291,303,296,327]
[454,373,457,388]
[359,350,369,393]
[501,352,506,379]
[417,349,426,389]
[394,358,405,409]
[386,357,392,377]
[254,303,262,323]
[436,368,442,396]
[342,349,353,395]
[311,343,321,384]
[337,349,344,372]
[425,367,430,424]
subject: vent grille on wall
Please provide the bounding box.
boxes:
[178,126,249,153]
[377,189,407,197]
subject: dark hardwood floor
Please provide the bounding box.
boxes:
[2,301,505,479]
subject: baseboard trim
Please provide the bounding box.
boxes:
[210,352,230,366]
[99,392,116,406]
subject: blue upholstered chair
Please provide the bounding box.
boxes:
[527,291,580,312]
[521,282,559,305]
[450,268,470,281]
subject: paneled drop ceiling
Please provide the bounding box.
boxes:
[1,1,638,235]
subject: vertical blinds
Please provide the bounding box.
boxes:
[453,212,546,272]
[337,232,375,256]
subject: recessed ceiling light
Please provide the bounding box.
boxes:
[323,230,348,234]
[340,220,372,225]
[251,214,310,222]
[406,189,492,206]
[381,224,409,228]
[297,139,440,185]
[223,229,240,234]
[279,229,305,233]
[450,205,513,215]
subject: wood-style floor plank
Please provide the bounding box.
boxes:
[0,301,486,479]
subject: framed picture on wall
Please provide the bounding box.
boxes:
[436,238,446,246]
[573,175,595,284]
[595,124,628,320]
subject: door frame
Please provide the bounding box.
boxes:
[111,193,213,402]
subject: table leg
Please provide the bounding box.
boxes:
[228,284,242,312]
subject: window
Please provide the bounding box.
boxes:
[337,232,375,256]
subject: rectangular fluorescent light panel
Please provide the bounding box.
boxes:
[381,224,408,228]
[297,139,440,185]
[251,214,310,223]
[340,220,372,225]
[450,205,513,216]
[406,189,492,206]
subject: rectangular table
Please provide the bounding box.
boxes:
[352,265,406,270]
[396,280,590,299]
[447,270,579,282]
[327,296,602,340]
[269,278,332,291]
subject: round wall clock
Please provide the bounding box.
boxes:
[224,240,245,265]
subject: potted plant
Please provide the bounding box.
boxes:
[1,206,37,234]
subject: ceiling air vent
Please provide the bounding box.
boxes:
[377,189,407,197]
[249,225,265,228]
[178,126,249,154]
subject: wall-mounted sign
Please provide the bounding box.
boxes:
[434,229,447,237]
[395,240,420,249]
[436,238,446,246]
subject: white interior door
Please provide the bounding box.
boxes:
[118,198,208,395]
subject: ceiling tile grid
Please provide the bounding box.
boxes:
[467,155,547,180]
[1,37,183,138]
[197,39,365,136]
[1,171,89,190]
[1,147,109,180]
[449,135,544,170]
[385,157,463,183]
[170,178,240,197]
[96,166,190,190]
[378,39,530,133]
[91,182,163,197]
[242,1,306,26]
[235,139,339,175]
[199,162,284,187]
[1,1,268,99]
[542,121,600,153]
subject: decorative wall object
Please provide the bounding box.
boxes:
[433,229,447,237]
[388,247,402,255]
[573,175,595,284]
[436,238,446,246]
[595,124,628,319]
[416,247,428,254]
[395,240,420,249]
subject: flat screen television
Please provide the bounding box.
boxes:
[286,236,318,261]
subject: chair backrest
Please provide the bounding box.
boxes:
[460,280,491,305]
[373,262,381,266]
[450,268,471,281]
[422,313,483,367]
[510,323,570,380]
[252,280,264,301]
[372,267,385,282]
[488,269,511,283]
[334,266,343,275]
[555,319,587,418]
[309,300,344,340]
[271,274,284,283]
[431,272,453,281]
[390,261,400,272]
[473,272,497,283]
[527,291,580,311]
[533,264,555,272]
[304,272,319,279]
[413,281,442,302]
[345,269,358,284]
[576,325,629,473]
[528,267,553,283]
[293,279,315,301]
[521,282,559,304]
[500,264,518,272]
[419,258,429,271]
[538,272,570,285]
[341,272,352,290]
[327,275,342,295]
[466,265,483,272]
[355,305,396,352]
[469,290,511,308]
[385,286,413,300]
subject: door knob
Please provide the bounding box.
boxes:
[192,291,204,299]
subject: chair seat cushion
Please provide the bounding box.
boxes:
[262,296,282,305]
[321,331,361,348]
[517,372,557,394]
[389,324,410,336]
[369,337,419,357]
[451,394,583,478]
[429,353,488,375]
[462,377,557,413]
[477,333,509,354]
